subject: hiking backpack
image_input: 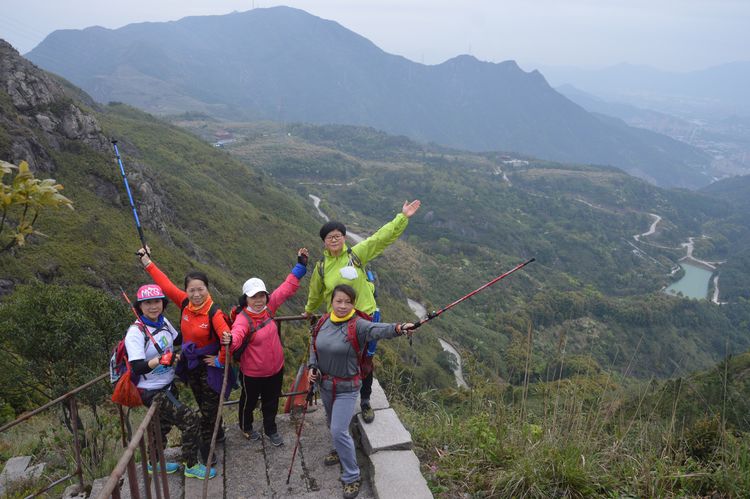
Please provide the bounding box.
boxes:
[109,322,168,407]
[311,311,375,380]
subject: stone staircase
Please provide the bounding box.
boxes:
[89,378,431,498]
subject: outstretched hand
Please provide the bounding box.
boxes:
[402,200,421,218]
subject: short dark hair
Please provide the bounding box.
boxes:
[319,221,347,240]
[331,284,356,304]
[184,271,209,290]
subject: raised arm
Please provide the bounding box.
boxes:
[351,200,420,264]
[269,248,307,314]
[137,247,187,306]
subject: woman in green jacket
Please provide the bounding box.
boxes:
[304,199,420,422]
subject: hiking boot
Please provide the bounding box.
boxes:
[342,478,361,499]
[147,462,180,474]
[243,429,261,441]
[324,450,340,466]
[268,432,284,447]
[184,463,216,480]
[216,427,226,444]
[361,404,375,424]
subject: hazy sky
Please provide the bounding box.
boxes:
[1,0,748,71]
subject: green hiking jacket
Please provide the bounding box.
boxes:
[305,213,409,315]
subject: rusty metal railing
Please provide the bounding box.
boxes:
[97,396,170,499]
[0,372,110,498]
[0,314,316,499]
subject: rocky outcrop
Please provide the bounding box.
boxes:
[0,39,108,171]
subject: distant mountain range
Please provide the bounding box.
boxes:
[539,62,750,119]
[26,7,711,188]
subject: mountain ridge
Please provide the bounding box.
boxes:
[26,7,710,188]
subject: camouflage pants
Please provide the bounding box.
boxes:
[142,384,204,467]
[185,365,223,461]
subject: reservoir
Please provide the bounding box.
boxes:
[665,263,713,300]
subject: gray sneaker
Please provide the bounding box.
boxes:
[268,432,284,447]
[243,429,261,441]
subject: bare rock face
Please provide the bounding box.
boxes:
[0,39,109,169]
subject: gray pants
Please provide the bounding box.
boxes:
[320,382,360,484]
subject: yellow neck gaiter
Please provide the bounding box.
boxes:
[330,309,355,323]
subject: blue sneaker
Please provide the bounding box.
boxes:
[147,462,180,474]
[184,463,216,480]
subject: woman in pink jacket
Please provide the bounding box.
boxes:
[222,248,308,447]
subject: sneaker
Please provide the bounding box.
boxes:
[216,428,226,444]
[147,462,180,474]
[243,429,261,441]
[268,432,284,447]
[324,450,340,466]
[361,404,375,424]
[342,478,361,499]
[184,463,216,480]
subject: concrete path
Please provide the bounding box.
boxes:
[224,406,374,498]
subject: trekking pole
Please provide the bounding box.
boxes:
[410,258,535,330]
[203,343,230,497]
[286,379,316,484]
[112,140,149,256]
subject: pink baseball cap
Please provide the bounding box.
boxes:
[136,284,166,302]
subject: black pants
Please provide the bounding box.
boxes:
[360,370,374,403]
[239,367,284,436]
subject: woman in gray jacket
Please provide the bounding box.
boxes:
[308,284,414,499]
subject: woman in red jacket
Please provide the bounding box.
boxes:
[222,248,308,447]
[137,246,232,464]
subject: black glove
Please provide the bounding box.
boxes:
[298,253,308,266]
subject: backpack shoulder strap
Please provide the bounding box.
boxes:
[347,247,363,268]
[134,321,164,355]
[347,317,362,358]
[181,297,189,311]
[206,303,221,341]
[347,317,365,377]
[311,313,330,357]
[317,260,325,278]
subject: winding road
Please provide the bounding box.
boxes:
[630,212,726,303]
[407,299,468,389]
[633,213,662,241]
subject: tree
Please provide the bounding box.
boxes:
[0,160,73,252]
[0,284,129,410]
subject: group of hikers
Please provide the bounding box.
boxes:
[123,199,421,498]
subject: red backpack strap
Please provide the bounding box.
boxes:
[311,313,330,359]
[346,316,365,377]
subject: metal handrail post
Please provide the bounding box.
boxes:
[97,402,158,498]
[139,438,152,499]
[151,411,170,499]
[146,420,163,499]
[69,397,85,492]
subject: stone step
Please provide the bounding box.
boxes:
[369,450,432,499]
[357,408,413,455]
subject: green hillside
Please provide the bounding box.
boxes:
[177,120,750,380]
